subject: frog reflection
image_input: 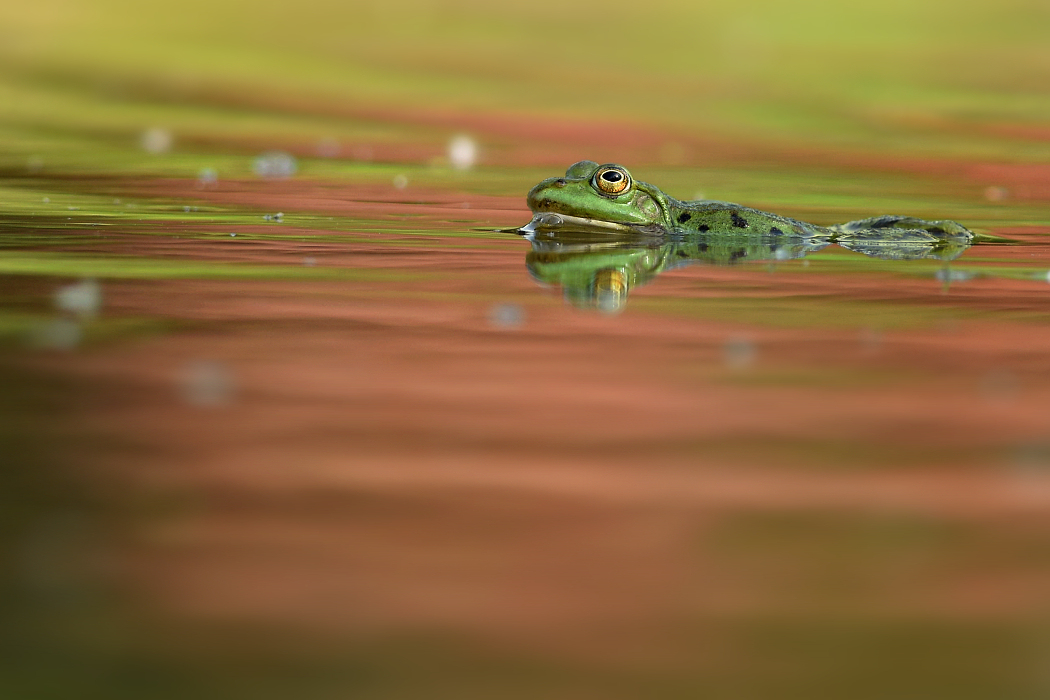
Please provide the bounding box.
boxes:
[522,225,972,313]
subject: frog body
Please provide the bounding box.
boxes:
[526,161,976,243]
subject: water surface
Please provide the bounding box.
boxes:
[2,2,1050,697]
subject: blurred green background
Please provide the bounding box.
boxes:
[4,0,1050,166]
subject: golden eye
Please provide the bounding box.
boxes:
[594,166,630,195]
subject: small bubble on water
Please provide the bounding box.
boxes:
[30,319,81,351]
[393,174,408,190]
[253,151,297,179]
[26,156,44,173]
[67,206,78,211]
[984,186,1008,202]
[42,197,50,204]
[316,137,340,158]
[303,257,316,267]
[488,302,525,329]
[183,205,191,213]
[229,232,236,237]
[141,127,173,154]
[112,198,120,205]
[197,167,218,187]
[935,268,975,282]
[274,212,283,221]
[724,336,756,369]
[54,279,102,318]
[448,134,477,170]
[180,360,234,408]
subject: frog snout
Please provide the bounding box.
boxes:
[527,178,568,210]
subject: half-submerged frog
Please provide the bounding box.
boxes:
[525,160,975,246]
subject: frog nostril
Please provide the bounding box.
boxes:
[554,179,567,187]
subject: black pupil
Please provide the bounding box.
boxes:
[602,171,623,182]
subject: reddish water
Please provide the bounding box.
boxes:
[4,166,1049,697]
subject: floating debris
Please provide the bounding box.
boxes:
[197,167,218,187]
[448,134,477,170]
[141,127,173,154]
[54,279,101,319]
[935,268,976,282]
[488,302,525,329]
[181,360,234,408]
[253,151,297,179]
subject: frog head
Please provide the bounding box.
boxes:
[526,161,672,230]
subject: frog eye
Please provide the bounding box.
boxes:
[593,166,631,195]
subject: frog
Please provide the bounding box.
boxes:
[525,160,976,246]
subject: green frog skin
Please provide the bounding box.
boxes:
[526,160,975,244]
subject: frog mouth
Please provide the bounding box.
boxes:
[519,212,634,234]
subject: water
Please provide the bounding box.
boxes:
[2,2,1050,697]
[4,149,1048,697]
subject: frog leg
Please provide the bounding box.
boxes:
[828,216,973,261]
[829,215,973,240]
